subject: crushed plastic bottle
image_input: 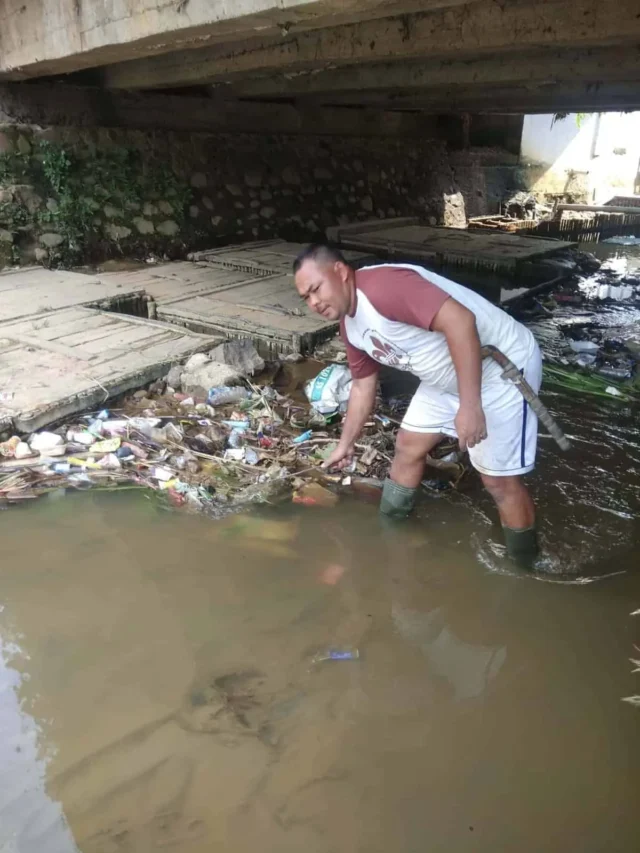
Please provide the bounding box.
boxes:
[569,340,599,354]
[29,432,64,453]
[228,429,244,449]
[66,430,96,446]
[207,386,251,406]
[87,419,105,437]
[597,366,632,380]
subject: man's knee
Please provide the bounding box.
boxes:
[481,474,521,505]
[395,429,436,464]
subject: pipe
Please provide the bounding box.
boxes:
[557,203,640,214]
[481,345,571,452]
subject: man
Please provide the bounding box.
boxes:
[293,244,542,569]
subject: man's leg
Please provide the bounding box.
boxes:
[480,473,538,568]
[380,429,443,518]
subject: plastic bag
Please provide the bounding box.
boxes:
[305,365,352,415]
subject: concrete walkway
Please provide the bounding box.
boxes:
[0,241,357,433]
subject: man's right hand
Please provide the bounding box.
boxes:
[322,442,355,471]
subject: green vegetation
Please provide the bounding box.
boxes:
[0,138,192,267]
[543,363,639,403]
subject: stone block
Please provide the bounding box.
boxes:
[143,202,158,216]
[39,232,64,247]
[14,185,42,214]
[211,215,223,226]
[282,166,301,185]
[260,207,276,219]
[202,196,214,210]
[156,220,180,236]
[0,229,13,243]
[0,132,13,154]
[313,167,333,180]
[208,339,264,376]
[105,224,132,240]
[34,247,49,262]
[16,135,31,155]
[245,170,263,188]
[225,183,243,197]
[181,362,242,397]
[189,205,200,218]
[190,172,207,188]
[158,200,173,214]
[133,217,155,234]
[103,203,123,218]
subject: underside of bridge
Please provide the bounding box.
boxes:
[1,0,639,270]
[1,0,639,115]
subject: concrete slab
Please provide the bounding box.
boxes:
[328,218,578,276]
[157,273,336,356]
[102,247,345,354]
[188,240,376,276]
[0,267,147,323]
[0,307,221,433]
[100,264,270,304]
[0,240,364,431]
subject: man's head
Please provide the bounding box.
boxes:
[293,243,354,322]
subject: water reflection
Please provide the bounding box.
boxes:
[0,635,79,853]
[0,494,638,852]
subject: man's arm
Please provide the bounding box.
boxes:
[431,298,487,450]
[323,371,379,470]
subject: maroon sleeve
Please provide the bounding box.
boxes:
[339,319,379,380]
[355,267,450,329]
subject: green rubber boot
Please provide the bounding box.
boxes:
[503,525,538,570]
[379,478,417,520]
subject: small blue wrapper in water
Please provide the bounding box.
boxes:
[293,430,313,444]
[313,648,360,663]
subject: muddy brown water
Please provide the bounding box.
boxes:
[2,243,640,852]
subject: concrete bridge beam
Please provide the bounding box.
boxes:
[0,0,465,79]
[97,0,639,90]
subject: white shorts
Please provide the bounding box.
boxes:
[401,344,543,477]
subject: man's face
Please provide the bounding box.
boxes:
[294,258,352,322]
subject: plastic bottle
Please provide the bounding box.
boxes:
[597,366,632,380]
[207,386,250,406]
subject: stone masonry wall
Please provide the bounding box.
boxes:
[0,123,464,269]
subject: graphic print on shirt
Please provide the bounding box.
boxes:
[363,329,412,370]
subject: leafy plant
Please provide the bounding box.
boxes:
[0,137,192,266]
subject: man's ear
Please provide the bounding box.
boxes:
[335,261,348,282]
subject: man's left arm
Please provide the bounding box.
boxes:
[431,299,487,451]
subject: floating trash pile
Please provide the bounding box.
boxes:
[507,249,640,403]
[0,341,464,513]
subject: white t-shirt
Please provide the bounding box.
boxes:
[341,263,536,394]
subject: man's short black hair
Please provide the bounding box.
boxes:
[292,243,349,275]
